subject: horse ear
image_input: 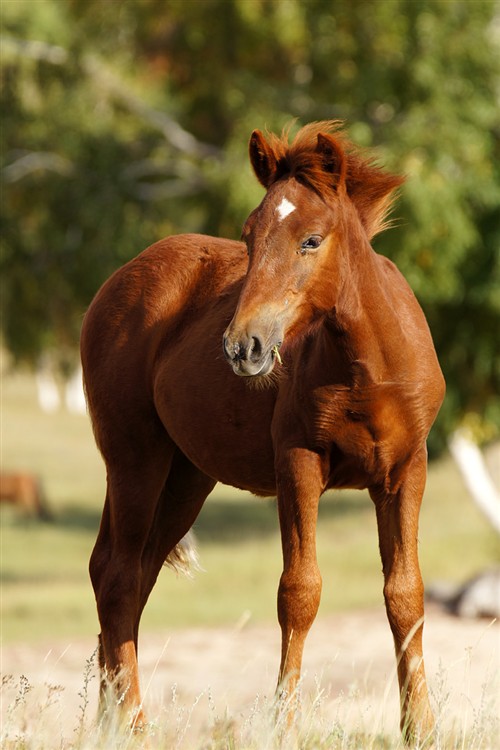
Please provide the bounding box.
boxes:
[249,130,278,188]
[316,133,346,191]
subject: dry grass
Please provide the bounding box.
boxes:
[1,650,498,750]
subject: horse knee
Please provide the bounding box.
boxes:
[278,567,322,634]
[383,572,424,641]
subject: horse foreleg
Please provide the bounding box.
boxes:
[371,448,434,743]
[275,448,324,714]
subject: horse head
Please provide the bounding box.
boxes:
[222,122,403,378]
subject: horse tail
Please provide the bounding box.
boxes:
[164,530,203,578]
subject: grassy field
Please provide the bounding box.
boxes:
[1,364,498,645]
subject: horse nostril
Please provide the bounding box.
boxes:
[248,336,262,363]
[235,343,249,362]
[223,333,265,365]
[223,335,246,363]
[223,335,237,362]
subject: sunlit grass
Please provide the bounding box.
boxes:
[1,649,498,749]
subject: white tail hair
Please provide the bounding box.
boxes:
[164,530,203,578]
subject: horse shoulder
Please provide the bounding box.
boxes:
[373,254,444,389]
[375,254,431,338]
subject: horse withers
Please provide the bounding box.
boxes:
[81,122,445,741]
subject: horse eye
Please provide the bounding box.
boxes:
[300,235,322,253]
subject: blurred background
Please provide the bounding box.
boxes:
[1,0,499,646]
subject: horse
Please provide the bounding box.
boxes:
[81,121,445,741]
[0,472,51,520]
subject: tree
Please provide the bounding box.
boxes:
[1,0,499,451]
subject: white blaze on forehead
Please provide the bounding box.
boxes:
[276,197,296,222]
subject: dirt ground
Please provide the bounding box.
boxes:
[1,604,498,744]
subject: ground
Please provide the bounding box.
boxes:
[1,604,498,746]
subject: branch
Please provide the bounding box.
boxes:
[131,178,206,200]
[2,36,222,160]
[1,36,67,64]
[82,56,221,159]
[2,151,75,182]
[121,158,208,199]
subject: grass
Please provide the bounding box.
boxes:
[1,363,499,644]
[1,652,498,749]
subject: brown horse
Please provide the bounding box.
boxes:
[81,121,445,740]
[0,472,51,520]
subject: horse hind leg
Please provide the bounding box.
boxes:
[135,450,216,645]
[89,438,174,729]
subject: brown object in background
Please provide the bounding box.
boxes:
[0,472,51,520]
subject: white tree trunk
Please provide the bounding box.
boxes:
[35,366,61,413]
[449,429,500,534]
[65,365,87,415]
[36,360,87,415]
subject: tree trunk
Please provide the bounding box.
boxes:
[449,429,500,534]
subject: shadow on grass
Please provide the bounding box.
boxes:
[56,506,103,531]
[0,504,101,532]
[18,488,373,543]
[194,488,372,544]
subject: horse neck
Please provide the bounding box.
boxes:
[326,234,405,384]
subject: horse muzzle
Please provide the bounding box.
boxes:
[222,330,280,377]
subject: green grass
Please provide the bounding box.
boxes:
[1,364,498,644]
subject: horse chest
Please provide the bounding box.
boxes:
[304,384,413,488]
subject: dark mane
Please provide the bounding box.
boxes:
[265,121,405,239]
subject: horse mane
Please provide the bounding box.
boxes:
[263,121,405,239]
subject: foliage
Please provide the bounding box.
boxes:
[1,0,499,447]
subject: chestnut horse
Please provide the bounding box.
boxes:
[81,122,445,740]
[0,472,51,520]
